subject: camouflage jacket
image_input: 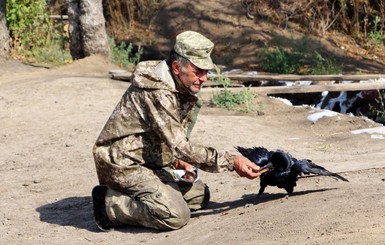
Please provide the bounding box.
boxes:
[93,60,233,189]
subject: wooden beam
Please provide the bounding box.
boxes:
[50,15,69,20]
[112,72,385,83]
[208,73,385,82]
[110,71,385,94]
[111,72,132,81]
[202,81,244,87]
[201,81,385,95]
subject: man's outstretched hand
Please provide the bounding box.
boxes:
[233,156,263,179]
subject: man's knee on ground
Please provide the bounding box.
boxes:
[159,203,190,230]
[139,186,191,230]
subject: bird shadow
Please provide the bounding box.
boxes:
[191,187,336,218]
[35,196,157,234]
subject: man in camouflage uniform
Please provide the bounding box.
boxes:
[92,31,262,231]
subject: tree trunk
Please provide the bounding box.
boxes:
[67,0,84,59]
[0,0,10,57]
[67,0,110,60]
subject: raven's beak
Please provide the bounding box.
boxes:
[260,162,275,170]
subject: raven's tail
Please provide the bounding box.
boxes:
[303,161,349,182]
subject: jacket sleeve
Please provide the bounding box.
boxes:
[138,89,233,173]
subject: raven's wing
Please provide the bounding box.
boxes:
[294,159,349,182]
[235,146,271,165]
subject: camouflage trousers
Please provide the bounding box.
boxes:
[104,175,210,231]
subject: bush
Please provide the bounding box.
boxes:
[367,16,384,48]
[258,46,304,74]
[258,39,342,75]
[211,88,257,112]
[108,37,143,69]
[6,0,71,65]
[210,66,258,112]
[7,0,50,49]
[309,52,342,75]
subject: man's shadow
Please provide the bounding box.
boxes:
[35,196,153,233]
[36,196,95,231]
[36,188,334,232]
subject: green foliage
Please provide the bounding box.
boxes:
[27,45,72,66]
[368,16,384,47]
[212,65,232,87]
[6,0,71,65]
[7,0,51,49]
[309,52,342,75]
[210,66,258,113]
[109,37,143,69]
[258,46,303,74]
[211,88,258,113]
[258,36,342,75]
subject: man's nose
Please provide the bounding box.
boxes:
[199,71,208,82]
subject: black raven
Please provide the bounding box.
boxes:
[235,146,349,195]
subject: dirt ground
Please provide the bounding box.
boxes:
[3,1,385,243]
[1,55,385,245]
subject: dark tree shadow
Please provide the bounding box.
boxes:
[36,196,157,234]
[191,187,336,218]
[119,1,385,73]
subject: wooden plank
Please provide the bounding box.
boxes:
[208,73,385,82]
[201,81,385,95]
[110,71,385,94]
[50,15,69,20]
[110,74,242,87]
[112,72,385,83]
[202,81,244,87]
[111,72,132,81]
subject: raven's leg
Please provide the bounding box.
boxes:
[284,185,294,194]
[258,185,266,195]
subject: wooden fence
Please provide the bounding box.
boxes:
[204,73,385,94]
[111,71,385,95]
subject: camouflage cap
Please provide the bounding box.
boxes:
[174,31,215,70]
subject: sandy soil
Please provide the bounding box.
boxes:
[1,55,385,245]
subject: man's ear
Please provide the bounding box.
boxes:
[171,60,181,75]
